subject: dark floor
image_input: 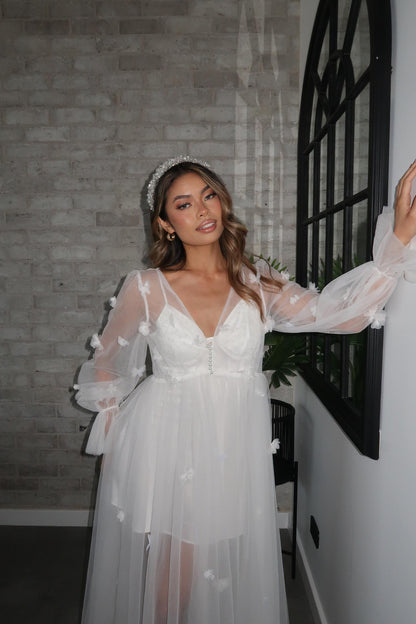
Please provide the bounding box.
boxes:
[0,526,315,624]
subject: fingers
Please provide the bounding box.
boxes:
[397,160,416,197]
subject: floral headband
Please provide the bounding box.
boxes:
[147,155,211,211]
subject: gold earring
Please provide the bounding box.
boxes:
[167,232,176,241]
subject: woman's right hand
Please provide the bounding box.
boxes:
[393,160,416,245]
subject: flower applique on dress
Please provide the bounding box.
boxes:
[139,321,150,336]
[180,468,194,482]
[138,280,151,297]
[203,570,230,592]
[117,336,129,347]
[271,438,280,454]
[365,307,386,329]
[203,570,215,581]
[131,366,145,378]
[90,333,103,351]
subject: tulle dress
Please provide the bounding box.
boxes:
[75,208,415,624]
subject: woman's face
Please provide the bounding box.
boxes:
[158,172,224,248]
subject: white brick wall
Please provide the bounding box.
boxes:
[0,0,299,511]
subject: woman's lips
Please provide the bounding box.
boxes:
[196,220,217,233]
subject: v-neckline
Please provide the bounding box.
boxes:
[158,269,235,339]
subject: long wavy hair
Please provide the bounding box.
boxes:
[148,161,280,320]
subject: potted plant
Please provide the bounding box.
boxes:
[251,256,308,389]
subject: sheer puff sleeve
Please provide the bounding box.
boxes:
[75,270,149,455]
[263,207,416,335]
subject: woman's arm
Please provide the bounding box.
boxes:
[74,271,149,454]
[264,163,416,334]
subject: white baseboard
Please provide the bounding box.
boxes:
[296,532,328,624]
[0,508,93,527]
[0,508,288,530]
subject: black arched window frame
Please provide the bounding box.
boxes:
[297,0,391,459]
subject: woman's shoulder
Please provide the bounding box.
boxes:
[124,267,160,281]
[121,267,162,296]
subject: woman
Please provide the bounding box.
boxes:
[75,157,416,624]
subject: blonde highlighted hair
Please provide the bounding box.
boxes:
[148,161,280,320]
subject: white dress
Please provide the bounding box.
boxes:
[75,209,415,624]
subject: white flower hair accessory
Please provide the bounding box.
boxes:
[147,156,211,211]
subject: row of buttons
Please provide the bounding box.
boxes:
[207,338,214,375]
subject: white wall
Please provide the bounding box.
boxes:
[296,2,416,623]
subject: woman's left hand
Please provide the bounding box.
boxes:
[393,160,416,245]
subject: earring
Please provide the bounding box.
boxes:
[167,232,176,241]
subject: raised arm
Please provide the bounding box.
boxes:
[264,162,416,334]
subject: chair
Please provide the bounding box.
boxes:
[270,398,298,579]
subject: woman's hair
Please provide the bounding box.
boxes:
[148,161,281,319]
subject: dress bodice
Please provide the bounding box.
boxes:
[148,300,265,382]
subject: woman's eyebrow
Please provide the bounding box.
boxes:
[172,193,191,201]
[172,185,211,202]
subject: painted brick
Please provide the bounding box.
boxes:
[49,1,96,18]
[52,75,91,90]
[39,477,80,491]
[119,19,162,34]
[9,342,53,357]
[0,419,36,434]
[24,20,70,36]
[97,1,142,18]
[26,56,73,74]
[74,55,118,73]
[0,478,38,491]
[32,262,74,278]
[28,92,70,107]
[189,0,238,19]
[3,73,49,91]
[4,108,49,125]
[164,124,212,140]
[0,0,299,512]
[0,465,16,477]
[59,463,95,478]
[0,21,23,37]
[25,126,70,142]
[71,19,119,35]
[28,160,71,177]
[16,433,58,450]
[2,0,49,19]
[19,464,58,477]
[163,16,212,33]
[141,1,189,17]
[50,37,98,54]
[144,69,194,89]
[14,491,60,506]
[119,54,163,71]
[0,327,32,341]
[54,108,96,124]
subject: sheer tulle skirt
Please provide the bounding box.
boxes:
[81,374,289,624]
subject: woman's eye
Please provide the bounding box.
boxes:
[205,191,217,200]
[176,202,190,210]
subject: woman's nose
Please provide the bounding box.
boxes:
[198,202,208,217]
